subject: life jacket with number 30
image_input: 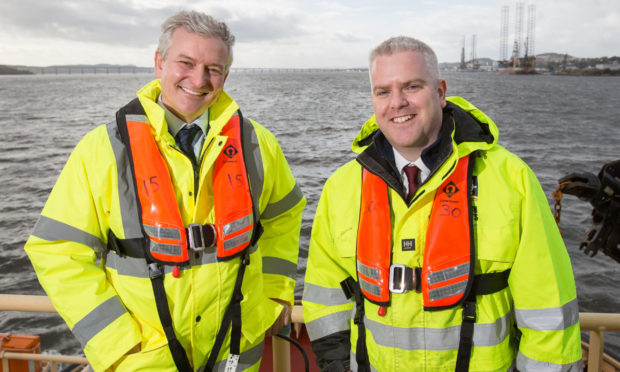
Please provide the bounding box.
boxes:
[356,155,474,310]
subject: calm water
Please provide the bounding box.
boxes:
[1,71,619,357]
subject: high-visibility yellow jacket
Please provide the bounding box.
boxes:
[25,79,305,371]
[302,97,581,371]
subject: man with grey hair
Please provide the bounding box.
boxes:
[302,36,581,371]
[26,9,305,371]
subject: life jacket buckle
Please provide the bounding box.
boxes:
[389,264,420,293]
[187,223,217,251]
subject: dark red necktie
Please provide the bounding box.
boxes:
[404,165,420,202]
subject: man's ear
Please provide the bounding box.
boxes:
[438,79,447,108]
[154,50,163,78]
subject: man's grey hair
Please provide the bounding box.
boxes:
[158,10,235,70]
[369,36,440,82]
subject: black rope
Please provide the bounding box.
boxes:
[275,334,310,372]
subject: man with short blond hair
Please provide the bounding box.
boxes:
[303,36,581,371]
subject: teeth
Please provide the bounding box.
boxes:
[180,86,205,96]
[393,115,413,123]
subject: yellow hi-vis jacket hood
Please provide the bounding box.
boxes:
[25,79,305,371]
[303,97,581,371]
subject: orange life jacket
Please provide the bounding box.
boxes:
[125,114,255,264]
[356,155,473,309]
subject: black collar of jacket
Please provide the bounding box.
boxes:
[356,101,494,200]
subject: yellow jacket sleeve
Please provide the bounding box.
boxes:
[253,120,305,306]
[24,126,141,371]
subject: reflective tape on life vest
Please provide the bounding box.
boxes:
[356,169,392,306]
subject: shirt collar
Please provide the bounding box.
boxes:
[393,148,431,183]
[157,94,209,137]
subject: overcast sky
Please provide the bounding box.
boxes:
[1,0,619,68]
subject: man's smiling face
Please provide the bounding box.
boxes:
[155,27,230,123]
[370,50,446,161]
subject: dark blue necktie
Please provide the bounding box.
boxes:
[176,124,201,165]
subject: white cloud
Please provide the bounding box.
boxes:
[0,0,618,67]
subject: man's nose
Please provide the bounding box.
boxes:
[390,90,408,109]
[189,68,212,88]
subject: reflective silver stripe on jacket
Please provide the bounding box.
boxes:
[241,117,263,216]
[516,351,582,371]
[262,256,297,279]
[306,309,352,341]
[364,311,511,350]
[303,283,352,306]
[72,296,127,347]
[515,298,580,331]
[32,215,106,253]
[427,262,469,285]
[106,119,143,240]
[199,341,264,372]
[261,183,304,220]
[428,280,468,302]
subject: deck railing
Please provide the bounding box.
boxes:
[1,294,619,371]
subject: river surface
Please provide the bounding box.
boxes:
[1,71,619,357]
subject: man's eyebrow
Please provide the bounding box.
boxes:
[373,78,426,91]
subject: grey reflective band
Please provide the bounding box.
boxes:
[261,183,304,220]
[223,214,253,236]
[358,277,381,297]
[241,118,264,217]
[516,351,582,371]
[306,309,352,341]
[303,283,352,306]
[428,262,469,285]
[515,298,580,331]
[149,240,183,256]
[32,215,105,253]
[223,230,252,250]
[364,311,511,350]
[143,224,181,241]
[72,296,127,347]
[126,114,147,123]
[262,256,297,279]
[106,121,143,239]
[428,280,467,301]
[202,341,264,372]
[357,261,380,280]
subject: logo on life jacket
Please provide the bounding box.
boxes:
[356,155,473,309]
[223,144,238,159]
[443,181,459,198]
